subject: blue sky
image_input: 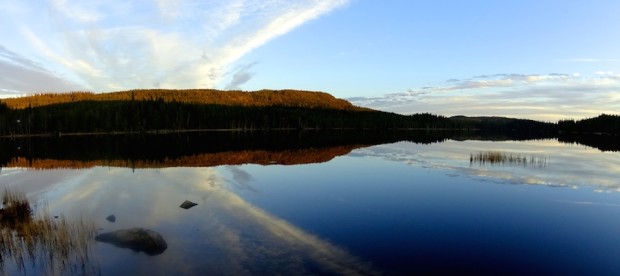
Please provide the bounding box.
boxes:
[1,0,619,120]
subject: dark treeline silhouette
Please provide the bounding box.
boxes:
[558,114,620,135]
[450,116,557,134]
[0,91,616,137]
[0,100,455,135]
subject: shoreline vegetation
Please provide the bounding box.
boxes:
[470,151,548,168]
[0,89,618,137]
[0,189,98,275]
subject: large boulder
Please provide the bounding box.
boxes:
[95,228,167,256]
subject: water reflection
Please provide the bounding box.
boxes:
[0,131,421,169]
[1,132,620,274]
[0,189,97,275]
[3,146,360,170]
[6,167,376,275]
[358,139,620,192]
[1,131,618,170]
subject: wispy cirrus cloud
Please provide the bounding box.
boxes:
[349,73,620,121]
[0,45,85,94]
[0,0,349,95]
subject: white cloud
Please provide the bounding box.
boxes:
[2,0,349,93]
[350,73,620,121]
[51,0,104,23]
[154,0,183,20]
[0,44,85,96]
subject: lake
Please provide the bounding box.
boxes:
[1,131,619,275]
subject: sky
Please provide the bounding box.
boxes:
[1,0,619,121]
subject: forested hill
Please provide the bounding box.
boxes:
[0,89,453,135]
[450,116,554,133]
[0,89,616,136]
[0,89,368,111]
[558,114,620,135]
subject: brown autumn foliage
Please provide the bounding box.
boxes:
[0,89,370,111]
[5,145,364,170]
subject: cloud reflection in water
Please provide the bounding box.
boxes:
[354,139,620,192]
[13,167,376,275]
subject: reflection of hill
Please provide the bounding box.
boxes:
[451,131,619,152]
[558,133,620,152]
[1,131,435,170]
[6,146,360,169]
[1,130,617,170]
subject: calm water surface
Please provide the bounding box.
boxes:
[1,135,620,275]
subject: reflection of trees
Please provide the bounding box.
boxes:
[3,146,361,170]
[0,190,97,275]
[0,130,441,170]
[470,151,547,168]
[1,131,615,171]
[558,133,620,152]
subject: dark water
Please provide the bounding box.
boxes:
[1,131,620,275]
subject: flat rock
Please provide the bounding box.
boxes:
[179,200,198,209]
[95,228,167,256]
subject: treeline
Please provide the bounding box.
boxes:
[1,90,617,136]
[450,116,557,135]
[0,100,454,135]
[0,89,366,111]
[558,114,620,135]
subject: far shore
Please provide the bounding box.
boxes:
[0,127,478,139]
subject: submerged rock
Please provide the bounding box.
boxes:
[95,228,167,256]
[106,215,116,222]
[179,200,198,209]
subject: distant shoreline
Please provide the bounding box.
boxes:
[0,127,474,139]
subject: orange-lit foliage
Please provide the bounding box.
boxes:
[0,89,369,111]
[6,145,364,170]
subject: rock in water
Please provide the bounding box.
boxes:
[179,200,198,209]
[106,214,116,222]
[95,228,167,256]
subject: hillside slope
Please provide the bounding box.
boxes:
[0,89,369,111]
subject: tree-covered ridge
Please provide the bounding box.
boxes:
[0,89,617,136]
[449,115,556,135]
[0,100,452,136]
[558,114,620,135]
[0,89,368,111]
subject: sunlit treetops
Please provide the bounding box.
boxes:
[0,89,370,111]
